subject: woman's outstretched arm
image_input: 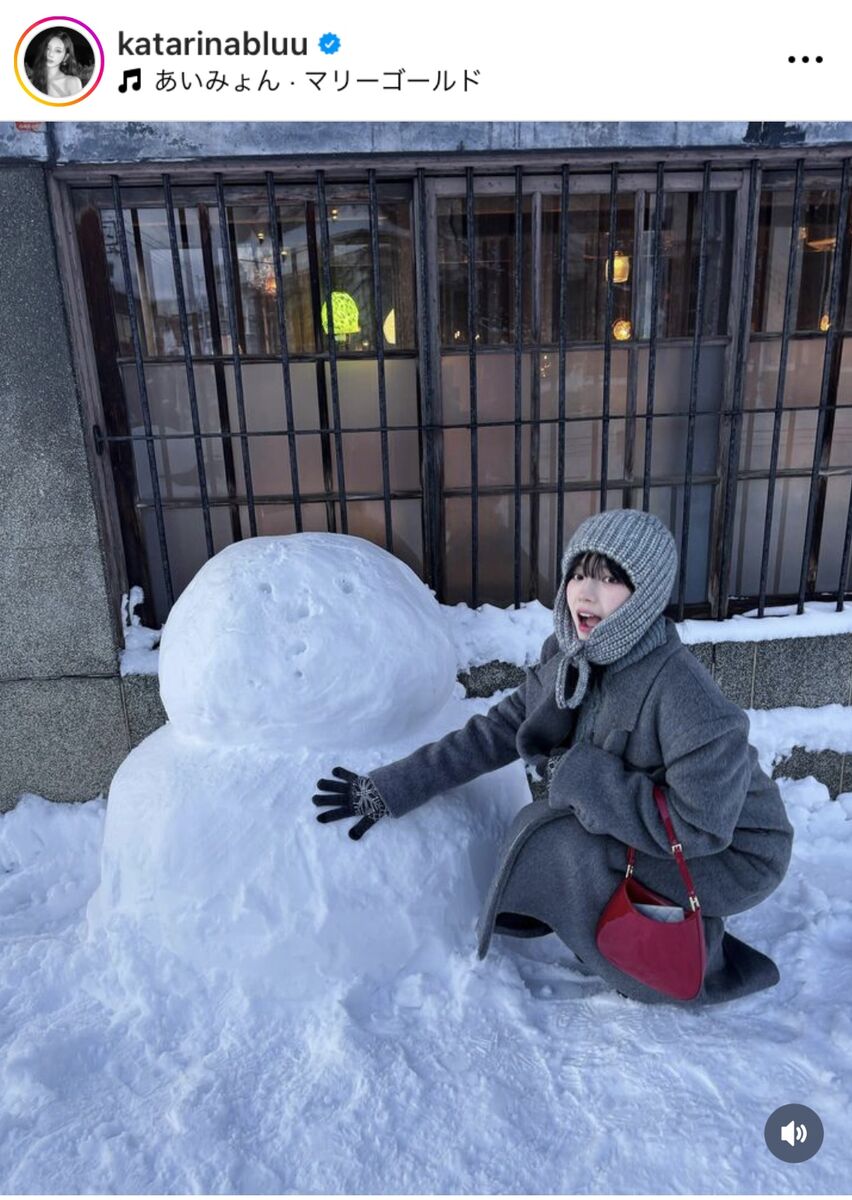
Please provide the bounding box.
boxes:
[367,680,531,819]
[368,633,562,820]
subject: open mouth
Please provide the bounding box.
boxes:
[576,610,602,634]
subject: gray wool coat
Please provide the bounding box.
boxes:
[369,619,794,1006]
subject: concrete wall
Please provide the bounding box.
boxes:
[4,121,852,166]
[0,163,129,810]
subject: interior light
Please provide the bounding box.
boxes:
[320,291,360,337]
[807,237,837,252]
[605,251,631,285]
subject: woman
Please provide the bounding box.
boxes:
[313,509,794,1006]
[28,31,84,99]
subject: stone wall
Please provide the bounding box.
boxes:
[0,163,129,811]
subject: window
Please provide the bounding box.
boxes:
[69,160,852,626]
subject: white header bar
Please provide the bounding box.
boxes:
[1,0,850,122]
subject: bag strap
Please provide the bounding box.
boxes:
[625,785,701,912]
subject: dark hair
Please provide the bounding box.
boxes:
[568,551,634,591]
[28,30,81,94]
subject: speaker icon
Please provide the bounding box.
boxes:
[780,1120,808,1146]
[766,1104,822,1162]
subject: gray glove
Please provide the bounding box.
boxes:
[312,767,390,841]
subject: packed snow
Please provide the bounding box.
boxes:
[119,585,160,676]
[4,533,851,1193]
[677,600,852,645]
[157,536,456,748]
[746,705,852,773]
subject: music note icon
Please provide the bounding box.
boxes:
[118,68,141,93]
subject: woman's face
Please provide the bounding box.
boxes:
[45,37,67,67]
[565,566,632,639]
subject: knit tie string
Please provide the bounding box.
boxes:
[556,649,590,710]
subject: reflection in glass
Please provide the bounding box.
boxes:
[438,196,528,347]
[540,191,635,343]
[98,189,416,359]
[730,478,811,596]
[751,183,849,333]
[440,186,734,350]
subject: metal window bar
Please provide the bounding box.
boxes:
[798,156,852,612]
[529,189,543,600]
[196,202,242,545]
[601,164,619,508]
[109,175,175,607]
[116,464,847,511]
[757,159,805,615]
[414,167,443,597]
[838,470,852,611]
[315,170,349,534]
[367,168,394,553]
[642,162,665,513]
[265,170,303,533]
[621,190,643,510]
[96,405,852,442]
[162,173,215,558]
[303,199,338,533]
[717,159,762,620]
[555,164,570,586]
[214,172,257,537]
[76,162,852,625]
[465,166,480,607]
[675,162,712,622]
[513,165,524,608]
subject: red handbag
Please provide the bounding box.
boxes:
[595,785,707,1001]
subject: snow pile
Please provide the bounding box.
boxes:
[442,598,553,670]
[87,714,526,997]
[746,705,852,775]
[158,534,456,748]
[0,794,106,934]
[90,533,518,995]
[119,586,160,676]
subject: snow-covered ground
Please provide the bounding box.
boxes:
[3,535,850,1193]
[2,774,850,1191]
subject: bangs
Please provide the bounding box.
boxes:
[569,551,633,590]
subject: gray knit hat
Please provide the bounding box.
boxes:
[552,508,678,709]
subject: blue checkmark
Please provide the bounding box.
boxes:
[319,32,341,55]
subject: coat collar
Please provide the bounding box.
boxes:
[595,617,683,731]
[517,618,683,765]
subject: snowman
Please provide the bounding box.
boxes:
[86,535,528,999]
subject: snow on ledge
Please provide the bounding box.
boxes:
[119,587,160,677]
[676,600,852,646]
[117,580,851,679]
[443,597,852,670]
[745,705,852,774]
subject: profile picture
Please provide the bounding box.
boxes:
[15,17,104,106]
